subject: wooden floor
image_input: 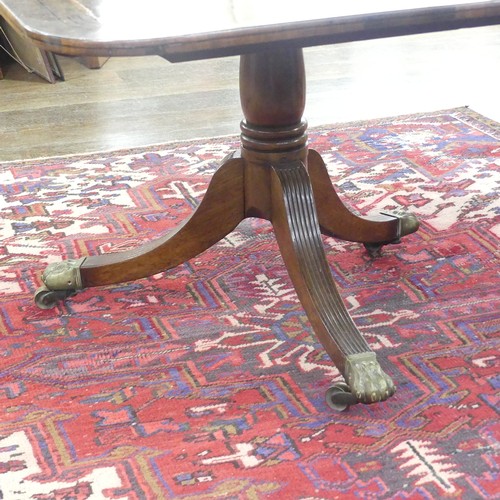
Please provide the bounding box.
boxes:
[0,26,499,162]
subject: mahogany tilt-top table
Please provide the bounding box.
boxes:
[3,0,499,410]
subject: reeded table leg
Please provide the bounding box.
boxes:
[308,149,419,255]
[269,159,395,404]
[35,156,245,308]
[239,48,401,409]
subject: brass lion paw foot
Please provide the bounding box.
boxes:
[34,258,86,309]
[345,352,395,404]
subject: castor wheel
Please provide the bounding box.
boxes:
[325,382,358,412]
[363,242,384,258]
[363,238,401,258]
[34,287,76,309]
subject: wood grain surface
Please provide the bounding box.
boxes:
[0,0,499,60]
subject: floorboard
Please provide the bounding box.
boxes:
[0,26,498,161]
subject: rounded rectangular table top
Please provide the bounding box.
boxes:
[1,0,499,60]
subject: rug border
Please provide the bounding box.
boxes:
[1,106,498,166]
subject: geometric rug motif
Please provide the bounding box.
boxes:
[0,107,498,498]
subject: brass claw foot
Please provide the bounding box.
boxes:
[34,258,86,309]
[41,257,85,290]
[325,353,395,411]
[400,213,420,237]
[345,352,395,404]
[364,212,420,257]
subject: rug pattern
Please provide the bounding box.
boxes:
[0,108,498,499]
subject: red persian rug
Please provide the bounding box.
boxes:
[0,108,498,499]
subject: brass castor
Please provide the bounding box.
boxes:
[363,213,420,257]
[325,382,358,412]
[34,286,76,309]
[363,241,399,258]
[364,242,385,257]
[34,258,85,309]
